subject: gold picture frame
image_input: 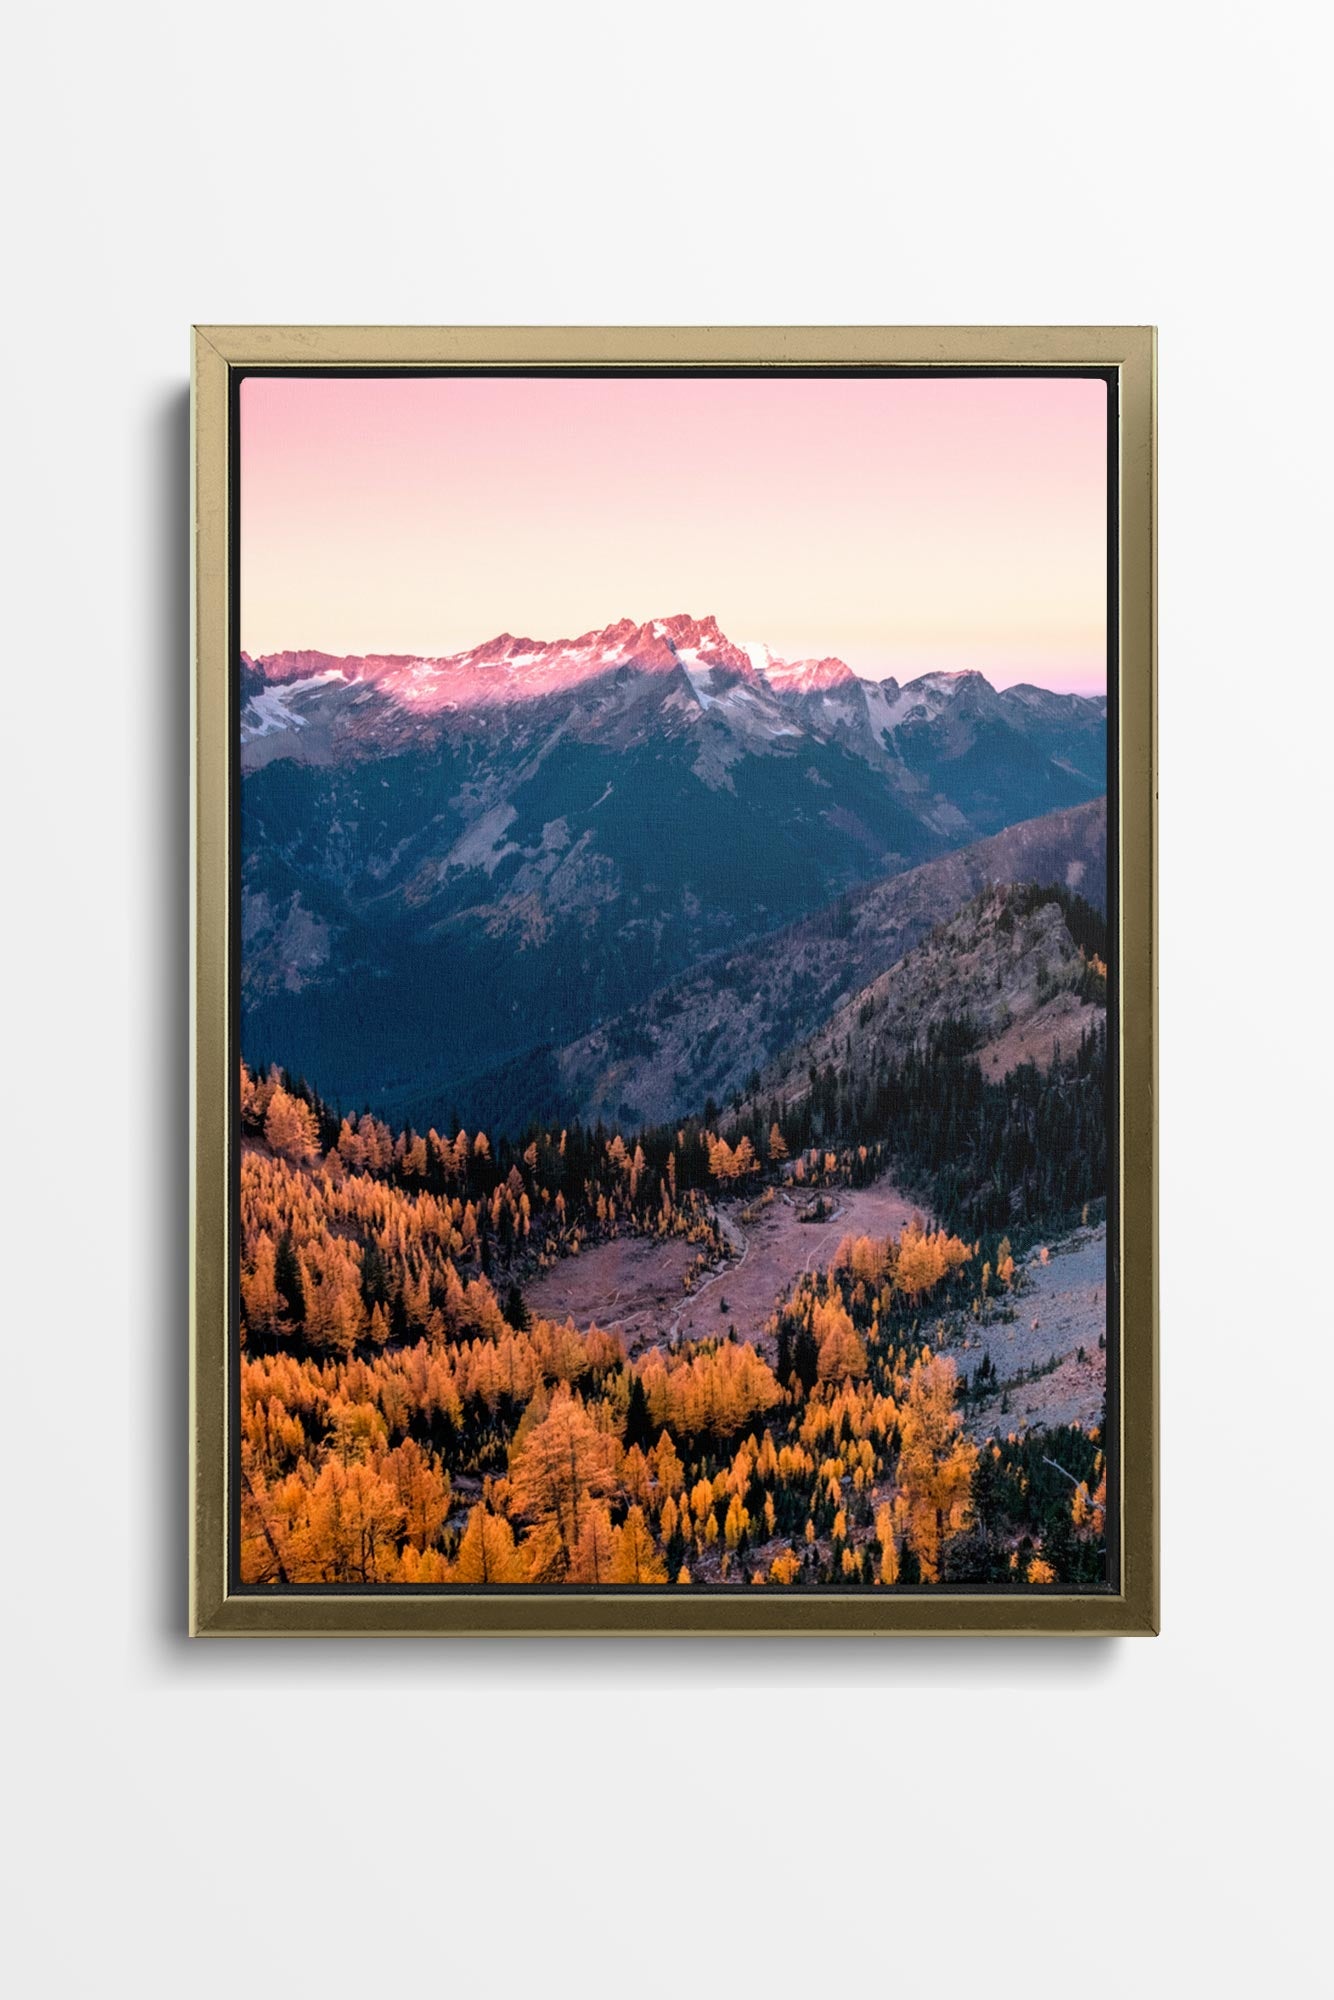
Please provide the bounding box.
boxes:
[192,325,1156,1636]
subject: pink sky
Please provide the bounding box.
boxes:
[240,373,1107,693]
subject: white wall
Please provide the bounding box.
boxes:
[8,3,1326,1993]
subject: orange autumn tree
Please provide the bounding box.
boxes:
[279,1458,405,1584]
[507,1386,620,1563]
[812,1295,867,1382]
[894,1351,978,1581]
[636,1340,782,1443]
[568,1502,618,1584]
[612,1505,668,1584]
[451,1504,528,1584]
[833,1219,973,1303]
[893,1220,972,1302]
[874,1503,900,1586]
[263,1084,322,1164]
[387,1437,452,1552]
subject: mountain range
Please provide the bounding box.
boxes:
[239,612,1107,1130]
[557,798,1107,1131]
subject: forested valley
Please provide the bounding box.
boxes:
[238,914,1109,1591]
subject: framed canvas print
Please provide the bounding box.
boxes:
[191,326,1156,1635]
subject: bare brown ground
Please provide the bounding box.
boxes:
[976,995,1103,1078]
[523,1235,700,1354]
[523,1178,922,1358]
[524,1193,1106,1445]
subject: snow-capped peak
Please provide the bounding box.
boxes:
[762,654,857,694]
[243,620,1102,765]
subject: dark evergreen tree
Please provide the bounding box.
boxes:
[793,1324,819,1394]
[624,1374,653,1451]
[360,1239,391,1312]
[273,1230,306,1328]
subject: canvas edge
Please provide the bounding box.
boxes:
[190,327,232,1636]
[189,326,1157,1639]
[1114,326,1159,1637]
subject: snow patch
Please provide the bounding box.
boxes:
[680,658,721,710]
[240,669,345,739]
